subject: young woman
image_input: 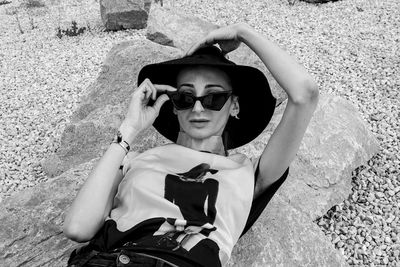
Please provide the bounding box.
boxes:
[64,23,319,267]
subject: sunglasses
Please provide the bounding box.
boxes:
[166,91,233,111]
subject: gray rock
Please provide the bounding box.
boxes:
[0,159,348,267]
[146,4,218,51]
[145,5,287,104]
[0,160,95,267]
[300,0,340,3]
[100,0,152,31]
[235,95,379,220]
[229,194,348,266]
[41,40,181,177]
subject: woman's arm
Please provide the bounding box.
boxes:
[187,23,319,198]
[63,79,176,242]
[237,24,319,198]
[63,143,129,242]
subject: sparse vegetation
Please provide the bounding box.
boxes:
[24,0,45,8]
[6,7,24,34]
[56,20,86,38]
[0,0,12,6]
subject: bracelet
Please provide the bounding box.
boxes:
[112,131,131,154]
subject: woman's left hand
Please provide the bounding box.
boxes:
[186,23,250,56]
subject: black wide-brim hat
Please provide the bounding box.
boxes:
[137,45,276,150]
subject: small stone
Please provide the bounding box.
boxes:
[333,236,341,244]
[374,247,383,256]
[383,257,389,265]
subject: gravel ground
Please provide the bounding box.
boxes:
[0,0,399,266]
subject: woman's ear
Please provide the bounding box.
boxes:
[230,96,240,116]
[173,107,177,115]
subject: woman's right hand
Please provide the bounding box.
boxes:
[119,78,176,144]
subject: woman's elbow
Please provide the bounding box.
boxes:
[63,221,95,243]
[292,79,319,105]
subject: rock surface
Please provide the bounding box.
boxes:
[0,160,95,267]
[146,4,287,104]
[274,96,379,220]
[100,0,152,30]
[41,40,180,177]
[146,3,218,51]
[229,194,348,266]
[5,91,377,266]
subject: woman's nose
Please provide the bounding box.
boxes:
[192,100,205,112]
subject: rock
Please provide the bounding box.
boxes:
[300,0,340,3]
[100,0,152,31]
[146,4,218,51]
[228,194,348,266]
[0,161,348,266]
[41,40,181,177]
[145,5,287,104]
[235,95,379,220]
[31,14,376,266]
[0,160,95,266]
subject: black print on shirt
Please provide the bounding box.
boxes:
[164,163,219,225]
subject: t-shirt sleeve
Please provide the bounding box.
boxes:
[240,160,289,237]
[121,151,140,176]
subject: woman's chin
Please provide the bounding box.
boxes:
[184,128,215,140]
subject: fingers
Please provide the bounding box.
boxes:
[152,94,169,113]
[136,79,177,107]
[154,84,177,92]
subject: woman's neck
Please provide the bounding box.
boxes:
[176,132,226,156]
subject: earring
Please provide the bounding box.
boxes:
[231,113,240,120]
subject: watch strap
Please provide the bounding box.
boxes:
[112,131,130,154]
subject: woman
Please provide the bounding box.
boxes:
[64,23,319,267]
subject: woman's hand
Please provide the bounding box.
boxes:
[119,78,176,144]
[186,23,251,56]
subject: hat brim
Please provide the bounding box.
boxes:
[137,57,276,150]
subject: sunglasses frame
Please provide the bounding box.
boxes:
[166,90,233,111]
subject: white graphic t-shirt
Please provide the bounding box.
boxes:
[88,144,288,266]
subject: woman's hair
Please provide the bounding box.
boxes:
[175,65,234,91]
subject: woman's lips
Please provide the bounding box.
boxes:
[190,119,209,127]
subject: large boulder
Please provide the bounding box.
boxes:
[229,194,348,266]
[146,4,287,104]
[146,3,218,51]
[6,92,377,266]
[100,0,152,30]
[233,95,379,220]
[41,40,181,177]
[0,160,95,267]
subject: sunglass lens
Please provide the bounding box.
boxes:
[204,92,230,111]
[170,92,194,110]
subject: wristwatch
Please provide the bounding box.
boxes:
[112,130,130,154]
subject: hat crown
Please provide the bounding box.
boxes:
[189,46,234,66]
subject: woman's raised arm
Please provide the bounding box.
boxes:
[187,23,319,198]
[63,80,176,242]
[237,24,319,197]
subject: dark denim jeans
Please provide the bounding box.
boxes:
[67,248,177,267]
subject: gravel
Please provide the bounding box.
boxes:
[1,0,399,265]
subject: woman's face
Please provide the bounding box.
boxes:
[174,66,239,140]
